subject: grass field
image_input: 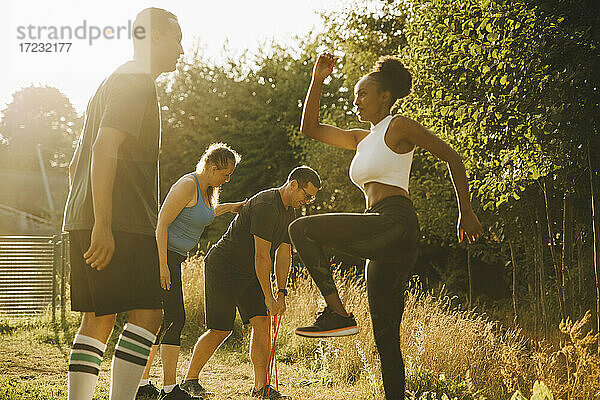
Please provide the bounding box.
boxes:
[1,255,599,399]
[0,329,374,400]
[0,312,377,400]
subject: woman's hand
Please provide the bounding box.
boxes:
[230,198,248,214]
[457,209,483,243]
[313,53,338,82]
[160,263,171,290]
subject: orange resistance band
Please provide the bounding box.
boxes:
[263,314,283,396]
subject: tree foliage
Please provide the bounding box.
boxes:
[318,0,600,329]
[0,86,81,172]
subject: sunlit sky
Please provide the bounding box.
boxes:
[1,0,346,114]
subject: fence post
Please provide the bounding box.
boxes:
[60,232,67,327]
[51,235,58,324]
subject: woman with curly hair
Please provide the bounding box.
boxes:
[290,53,483,399]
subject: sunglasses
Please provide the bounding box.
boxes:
[300,186,316,203]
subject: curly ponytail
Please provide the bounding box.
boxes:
[367,56,412,109]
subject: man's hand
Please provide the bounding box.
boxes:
[265,294,285,316]
[275,292,286,316]
[265,295,278,316]
[84,223,115,270]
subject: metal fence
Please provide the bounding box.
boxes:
[0,234,68,321]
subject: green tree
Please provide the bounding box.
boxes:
[318,0,600,338]
[157,44,313,245]
[0,86,81,172]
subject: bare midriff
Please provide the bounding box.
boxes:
[364,181,410,209]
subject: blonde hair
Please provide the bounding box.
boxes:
[195,142,241,207]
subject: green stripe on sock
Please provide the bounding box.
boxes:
[117,338,150,357]
[70,352,102,366]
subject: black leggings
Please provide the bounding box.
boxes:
[155,250,187,346]
[288,195,419,400]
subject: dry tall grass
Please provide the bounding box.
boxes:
[181,256,600,399]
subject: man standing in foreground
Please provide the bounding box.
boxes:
[62,8,184,400]
[179,166,321,399]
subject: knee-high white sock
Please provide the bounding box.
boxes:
[68,334,106,400]
[110,323,156,400]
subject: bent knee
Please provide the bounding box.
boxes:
[249,315,271,331]
[164,309,185,329]
[163,318,185,336]
[128,308,163,331]
[80,313,116,340]
[206,328,231,341]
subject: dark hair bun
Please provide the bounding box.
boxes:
[373,56,412,100]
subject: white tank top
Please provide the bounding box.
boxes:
[349,115,414,193]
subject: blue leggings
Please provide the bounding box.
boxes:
[288,195,419,400]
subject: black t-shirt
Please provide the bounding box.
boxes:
[63,61,161,236]
[208,188,296,278]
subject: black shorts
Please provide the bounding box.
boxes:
[204,253,268,331]
[69,230,162,316]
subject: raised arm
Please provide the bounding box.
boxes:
[155,176,196,290]
[301,53,368,150]
[84,127,127,270]
[389,116,483,243]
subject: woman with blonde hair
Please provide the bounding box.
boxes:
[137,143,245,400]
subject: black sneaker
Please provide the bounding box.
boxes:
[160,384,202,399]
[294,307,359,338]
[136,381,160,399]
[180,379,212,397]
[251,385,290,399]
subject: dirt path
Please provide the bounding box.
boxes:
[0,331,365,400]
[0,333,68,379]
